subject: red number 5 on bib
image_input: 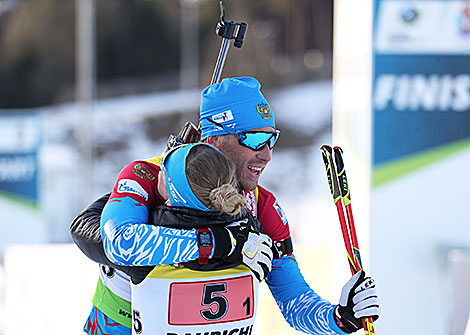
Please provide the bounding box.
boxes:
[168,275,254,325]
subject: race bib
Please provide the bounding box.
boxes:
[132,266,258,335]
[169,275,254,325]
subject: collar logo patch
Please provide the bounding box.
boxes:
[133,163,156,181]
[243,190,258,218]
[256,103,272,120]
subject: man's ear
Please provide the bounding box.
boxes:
[206,136,219,146]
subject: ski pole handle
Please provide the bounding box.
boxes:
[321,145,376,335]
[332,146,376,335]
[321,145,357,273]
[333,146,362,270]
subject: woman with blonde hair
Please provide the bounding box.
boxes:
[84,143,272,335]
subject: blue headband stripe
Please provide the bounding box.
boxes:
[162,143,214,211]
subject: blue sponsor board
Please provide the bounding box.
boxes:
[373,0,470,166]
[373,55,470,165]
[0,113,41,203]
[0,152,39,201]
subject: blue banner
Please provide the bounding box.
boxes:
[373,55,470,165]
[0,113,41,203]
[373,1,470,168]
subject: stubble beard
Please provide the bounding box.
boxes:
[236,167,258,192]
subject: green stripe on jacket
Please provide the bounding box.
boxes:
[92,277,132,328]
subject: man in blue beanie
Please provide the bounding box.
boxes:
[70,76,380,335]
[198,77,380,334]
[199,77,278,191]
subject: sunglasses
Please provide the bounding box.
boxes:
[206,118,280,151]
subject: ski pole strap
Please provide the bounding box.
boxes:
[272,237,293,258]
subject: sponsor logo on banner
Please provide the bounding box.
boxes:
[0,114,41,202]
[273,200,288,225]
[374,73,470,111]
[212,110,234,123]
[376,1,470,54]
[400,7,420,24]
[0,155,35,182]
[457,5,470,35]
[117,179,149,200]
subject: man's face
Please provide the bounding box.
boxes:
[207,126,274,191]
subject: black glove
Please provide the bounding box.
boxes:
[334,270,380,333]
[210,225,273,281]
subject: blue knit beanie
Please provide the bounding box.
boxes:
[199,77,275,140]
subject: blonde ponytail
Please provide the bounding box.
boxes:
[209,184,247,216]
[185,144,247,215]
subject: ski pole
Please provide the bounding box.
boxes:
[320,145,375,335]
[332,146,362,270]
[321,145,358,273]
[332,146,375,335]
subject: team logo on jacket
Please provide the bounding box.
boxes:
[256,102,272,120]
[273,200,288,225]
[117,179,149,201]
[133,163,156,181]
